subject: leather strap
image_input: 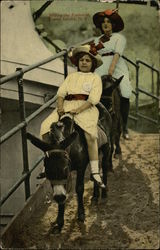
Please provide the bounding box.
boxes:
[65,94,88,101]
[102,52,114,56]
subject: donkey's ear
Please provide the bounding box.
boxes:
[115,75,124,86]
[27,133,54,152]
[60,131,78,150]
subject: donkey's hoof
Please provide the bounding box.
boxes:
[91,196,99,204]
[114,153,118,159]
[108,167,114,173]
[49,224,61,234]
[78,213,85,222]
[102,189,108,199]
[114,153,122,159]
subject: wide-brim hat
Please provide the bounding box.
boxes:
[93,9,124,32]
[70,45,103,68]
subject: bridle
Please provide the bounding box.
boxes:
[101,92,116,115]
[46,115,75,193]
[49,168,72,193]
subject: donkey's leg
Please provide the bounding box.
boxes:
[50,203,65,234]
[115,133,122,156]
[101,143,110,199]
[114,119,122,158]
[76,169,85,222]
[92,182,100,202]
[108,134,114,172]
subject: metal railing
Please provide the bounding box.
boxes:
[136,59,160,125]
[0,38,159,208]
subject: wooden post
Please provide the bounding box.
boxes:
[116,0,119,10]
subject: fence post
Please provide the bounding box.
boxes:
[63,51,68,79]
[151,64,154,94]
[157,71,160,128]
[135,61,140,129]
[16,68,31,200]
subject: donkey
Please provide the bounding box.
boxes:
[27,102,112,234]
[101,75,124,171]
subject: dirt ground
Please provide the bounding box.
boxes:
[14,130,159,249]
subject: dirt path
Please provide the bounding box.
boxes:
[14,131,159,249]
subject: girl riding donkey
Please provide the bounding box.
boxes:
[92,9,133,139]
[40,44,105,188]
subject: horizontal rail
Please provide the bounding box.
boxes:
[0,155,44,207]
[132,89,137,96]
[137,112,158,124]
[122,55,138,67]
[128,114,138,121]
[136,60,160,73]
[26,95,57,123]
[1,87,44,98]
[0,214,14,217]
[0,50,67,85]
[138,87,160,100]
[1,59,65,76]
[0,37,95,86]
[0,95,57,144]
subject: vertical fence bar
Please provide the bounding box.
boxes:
[63,51,68,79]
[116,0,120,9]
[16,68,30,200]
[151,64,154,94]
[157,71,160,128]
[135,61,140,129]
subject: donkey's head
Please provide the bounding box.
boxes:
[101,75,124,113]
[27,128,77,204]
[102,75,123,96]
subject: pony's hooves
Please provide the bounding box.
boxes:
[78,213,85,222]
[108,168,114,173]
[102,190,108,199]
[114,153,121,159]
[49,225,61,234]
[91,196,99,204]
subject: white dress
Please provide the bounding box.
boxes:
[40,71,102,138]
[94,33,132,99]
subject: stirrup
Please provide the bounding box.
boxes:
[91,173,105,189]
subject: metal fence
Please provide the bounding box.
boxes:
[0,38,159,208]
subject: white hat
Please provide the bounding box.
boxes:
[71,44,103,68]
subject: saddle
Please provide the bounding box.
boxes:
[97,126,108,148]
[60,113,107,149]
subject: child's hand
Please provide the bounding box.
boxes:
[57,107,65,117]
[70,109,80,114]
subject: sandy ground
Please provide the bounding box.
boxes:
[13,130,159,249]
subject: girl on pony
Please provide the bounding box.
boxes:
[40,44,105,188]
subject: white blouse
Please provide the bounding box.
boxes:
[94,33,133,99]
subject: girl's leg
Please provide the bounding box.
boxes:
[84,132,105,188]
